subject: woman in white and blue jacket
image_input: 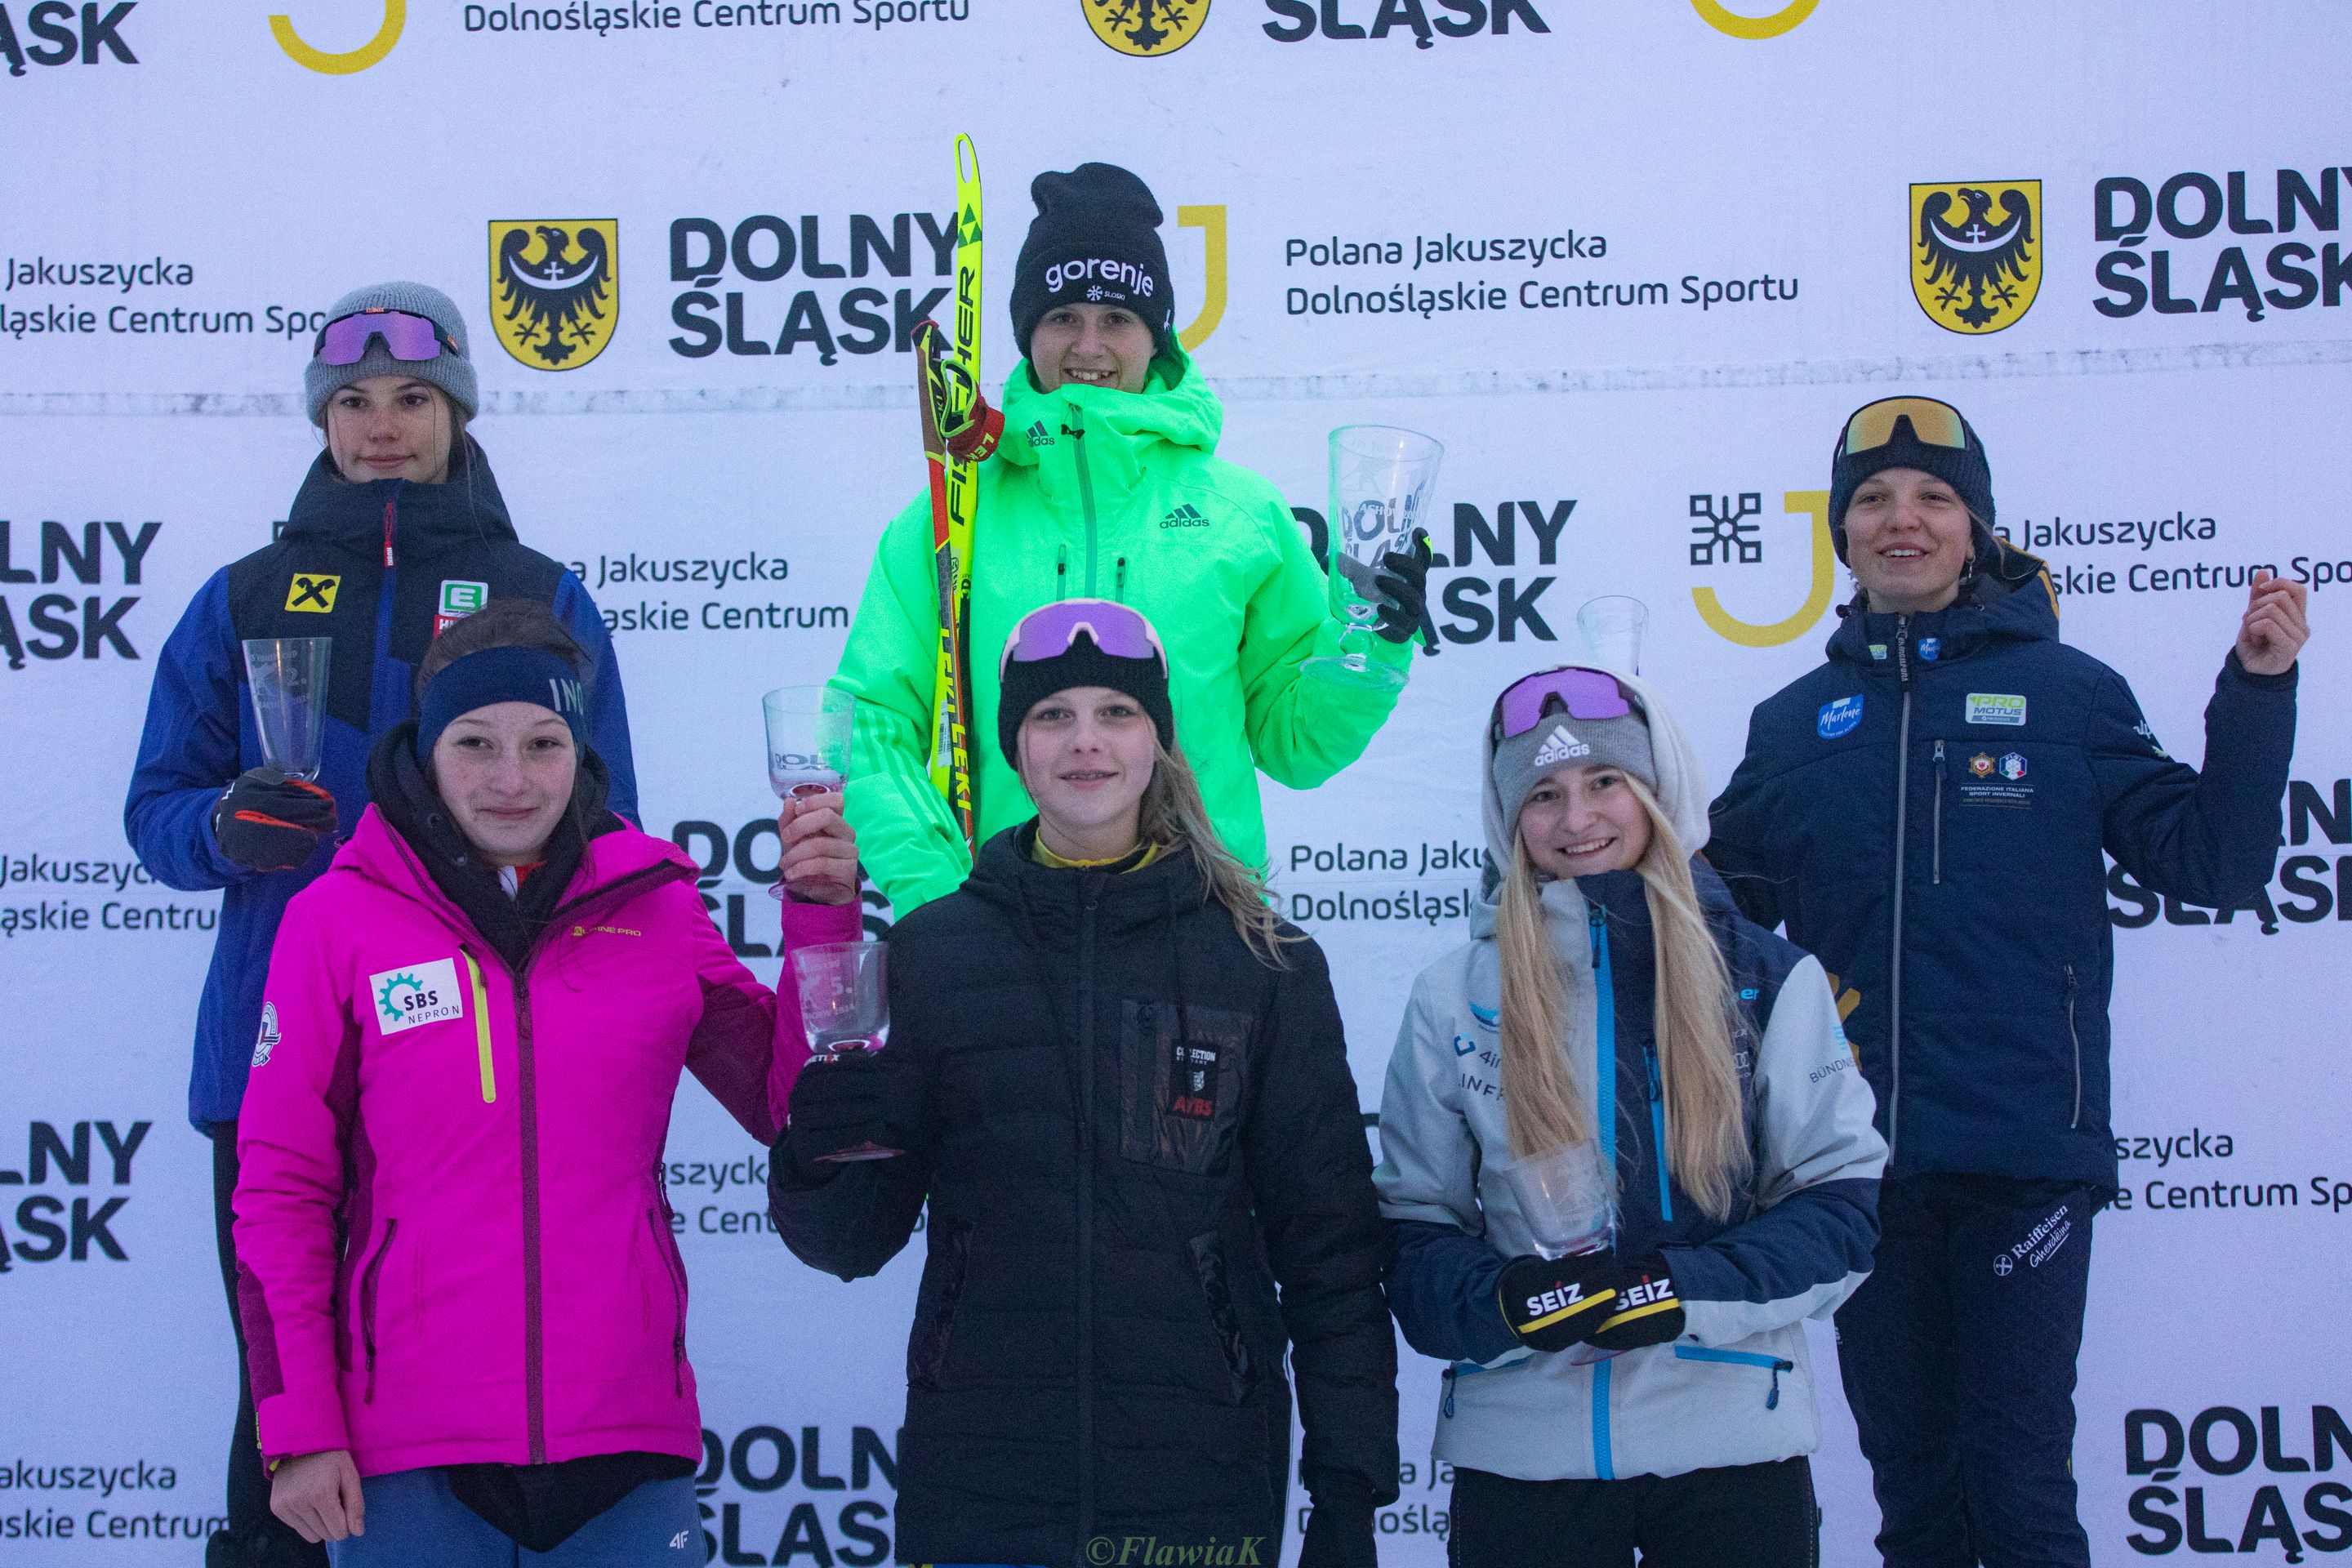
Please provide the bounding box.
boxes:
[1374,664,1886,1566]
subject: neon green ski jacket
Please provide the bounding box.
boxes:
[831,350,1413,915]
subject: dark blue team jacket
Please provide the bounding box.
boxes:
[123,442,636,1129]
[1708,563,2296,1188]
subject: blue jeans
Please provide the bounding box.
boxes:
[1838,1174,2100,1568]
[327,1468,699,1566]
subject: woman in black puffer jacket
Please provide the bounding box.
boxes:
[770,600,1396,1568]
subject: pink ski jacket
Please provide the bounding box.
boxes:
[234,804,858,1475]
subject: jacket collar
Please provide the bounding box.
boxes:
[960,821,1208,944]
[282,438,519,560]
[1824,545,2059,670]
[991,347,1224,518]
[336,736,683,961]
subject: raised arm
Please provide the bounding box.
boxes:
[1236,497,1414,790]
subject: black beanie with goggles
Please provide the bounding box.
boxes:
[1009,163,1176,363]
[997,603,1175,768]
[1827,396,1997,563]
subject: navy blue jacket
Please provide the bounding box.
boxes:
[1708,567,2296,1187]
[124,443,635,1129]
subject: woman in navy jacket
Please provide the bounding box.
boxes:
[122,282,633,1568]
[1708,395,2307,1567]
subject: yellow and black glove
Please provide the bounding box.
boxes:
[1497,1252,1621,1353]
[1585,1254,1686,1352]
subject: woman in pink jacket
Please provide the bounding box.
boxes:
[234,599,861,1563]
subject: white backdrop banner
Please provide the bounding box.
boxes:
[4,2,2350,1562]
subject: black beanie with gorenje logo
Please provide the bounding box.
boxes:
[1009,163,1176,362]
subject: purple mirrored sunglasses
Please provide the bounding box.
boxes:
[314,308,456,367]
[1001,598,1165,675]
[1492,666,1636,740]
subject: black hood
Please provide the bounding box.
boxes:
[364,719,618,969]
[283,435,518,559]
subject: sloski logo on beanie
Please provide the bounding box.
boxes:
[1532,724,1590,767]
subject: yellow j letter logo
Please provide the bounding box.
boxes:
[1693,491,1833,648]
[271,0,405,74]
[1177,206,1227,353]
[1690,0,1818,38]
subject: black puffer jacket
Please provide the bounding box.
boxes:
[770,826,1397,1566]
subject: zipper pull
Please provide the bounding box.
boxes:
[1767,1359,1793,1410]
[1115,555,1128,603]
[1645,1043,1663,1104]
[1895,612,1911,688]
[1055,544,1069,598]
[381,499,397,568]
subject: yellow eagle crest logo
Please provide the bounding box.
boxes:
[1084,0,1208,56]
[489,220,618,370]
[1911,181,2040,335]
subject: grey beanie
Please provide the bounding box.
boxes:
[1493,703,1656,849]
[305,281,479,426]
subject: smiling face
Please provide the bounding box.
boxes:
[1017,684,1157,860]
[429,702,577,867]
[1028,303,1156,394]
[1842,466,1976,613]
[1517,763,1653,879]
[325,375,454,485]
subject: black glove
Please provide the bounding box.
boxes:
[1497,1250,1622,1353]
[783,1050,903,1173]
[1298,1491,1379,1568]
[1584,1253,1686,1352]
[1370,528,1434,645]
[212,767,337,871]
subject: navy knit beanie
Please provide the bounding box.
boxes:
[1827,401,1995,561]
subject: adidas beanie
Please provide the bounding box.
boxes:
[1492,706,1655,849]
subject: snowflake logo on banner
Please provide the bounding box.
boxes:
[1690,492,1764,566]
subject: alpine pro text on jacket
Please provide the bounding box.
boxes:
[233,804,858,1475]
[768,827,1399,1566]
[831,349,1411,915]
[124,443,636,1129]
[1708,564,2296,1188]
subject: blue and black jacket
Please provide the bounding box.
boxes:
[123,441,635,1130]
[1376,864,1886,1481]
[1708,562,2296,1188]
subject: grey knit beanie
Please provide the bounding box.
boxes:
[1492,704,1656,849]
[305,281,479,426]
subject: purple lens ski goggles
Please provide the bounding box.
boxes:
[1492,666,1636,740]
[1001,599,1165,675]
[314,308,456,367]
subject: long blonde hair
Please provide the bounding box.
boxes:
[1496,775,1752,1218]
[1017,729,1297,968]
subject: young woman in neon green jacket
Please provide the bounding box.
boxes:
[830,162,1431,914]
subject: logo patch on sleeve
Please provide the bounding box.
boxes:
[252,1003,281,1067]
[1817,695,1864,739]
[370,959,465,1034]
[1966,693,2027,726]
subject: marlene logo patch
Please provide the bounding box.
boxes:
[1817,695,1864,739]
